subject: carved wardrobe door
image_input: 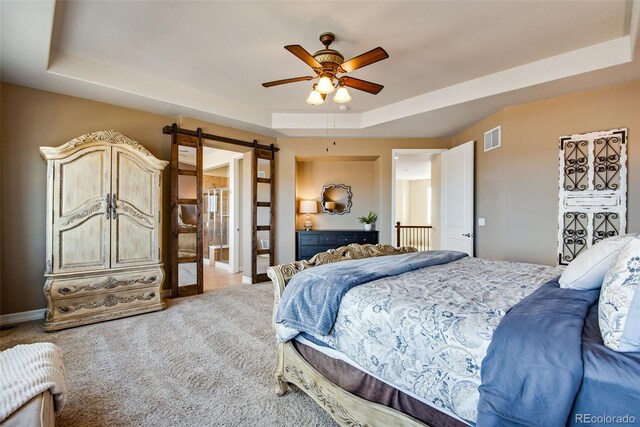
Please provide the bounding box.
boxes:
[52,145,111,273]
[110,147,161,267]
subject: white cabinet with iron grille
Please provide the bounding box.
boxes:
[40,131,168,331]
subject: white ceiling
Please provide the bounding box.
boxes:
[396,154,432,181]
[1,1,639,138]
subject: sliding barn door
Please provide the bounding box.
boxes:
[170,125,204,296]
[252,143,276,283]
[558,128,627,265]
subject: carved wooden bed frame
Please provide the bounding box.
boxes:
[267,243,431,427]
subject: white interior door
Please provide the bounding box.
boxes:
[440,141,474,255]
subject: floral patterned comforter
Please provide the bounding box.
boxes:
[322,257,562,423]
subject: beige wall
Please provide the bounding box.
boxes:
[395,179,431,226]
[0,82,173,314]
[296,159,379,230]
[0,83,281,315]
[276,137,450,263]
[396,180,410,225]
[409,179,431,225]
[5,79,634,314]
[450,80,640,265]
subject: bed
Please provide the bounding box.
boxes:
[267,243,640,427]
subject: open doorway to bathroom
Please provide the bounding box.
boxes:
[178,146,245,292]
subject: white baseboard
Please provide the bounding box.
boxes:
[242,276,252,284]
[215,261,231,271]
[0,308,46,326]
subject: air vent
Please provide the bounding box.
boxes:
[484,126,501,152]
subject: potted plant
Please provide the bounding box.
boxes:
[358,211,378,231]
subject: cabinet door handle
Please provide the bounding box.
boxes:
[105,193,111,218]
[462,233,474,238]
[111,193,117,219]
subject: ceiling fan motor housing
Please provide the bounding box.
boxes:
[315,32,344,75]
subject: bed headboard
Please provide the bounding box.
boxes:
[267,243,416,324]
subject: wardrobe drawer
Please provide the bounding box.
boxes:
[52,287,161,321]
[50,269,163,300]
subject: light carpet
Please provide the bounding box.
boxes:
[0,283,337,427]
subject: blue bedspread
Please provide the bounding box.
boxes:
[477,282,600,427]
[275,250,467,339]
[569,304,640,426]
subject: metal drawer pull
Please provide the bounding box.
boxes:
[105,193,111,218]
[111,193,117,219]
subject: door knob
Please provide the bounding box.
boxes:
[462,233,474,238]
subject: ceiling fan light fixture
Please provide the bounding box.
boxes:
[316,76,335,94]
[333,86,352,103]
[306,89,325,105]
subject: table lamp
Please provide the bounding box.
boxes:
[299,200,318,230]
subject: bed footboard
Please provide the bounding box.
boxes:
[267,243,425,427]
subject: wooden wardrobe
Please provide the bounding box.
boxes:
[40,130,168,331]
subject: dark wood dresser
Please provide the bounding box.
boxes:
[296,229,380,261]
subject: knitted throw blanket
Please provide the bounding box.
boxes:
[0,342,67,421]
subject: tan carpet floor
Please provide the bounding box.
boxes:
[0,283,337,427]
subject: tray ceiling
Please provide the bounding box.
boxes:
[1,0,639,137]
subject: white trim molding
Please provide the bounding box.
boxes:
[0,308,46,327]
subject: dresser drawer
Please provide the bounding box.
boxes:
[51,286,161,321]
[318,234,337,245]
[299,246,334,260]
[50,269,163,300]
[356,234,375,244]
[299,235,319,245]
[336,234,357,245]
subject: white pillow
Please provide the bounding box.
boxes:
[559,234,637,290]
[598,237,640,352]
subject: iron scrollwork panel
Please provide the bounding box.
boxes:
[562,212,588,264]
[563,139,589,191]
[593,212,620,245]
[593,136,622,191]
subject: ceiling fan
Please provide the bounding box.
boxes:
[261,32,389,105]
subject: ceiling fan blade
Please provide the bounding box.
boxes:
[340,47,389,73]
[341,76,384,95]
[262,76,315,88]
[285,45,323,70]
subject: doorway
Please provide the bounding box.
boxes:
[392,149,445,250]
[168,124,278,296]
[202,147,244,290]
[176,146,245,292]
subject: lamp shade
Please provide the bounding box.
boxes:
[306,89,324,106]
[316,76,335,94]
[299,200,318,214]
[333,87,352,103]
[324,201,336,210]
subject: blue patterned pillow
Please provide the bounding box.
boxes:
[598,237,640,351]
